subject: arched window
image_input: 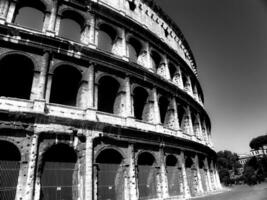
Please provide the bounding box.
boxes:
[178,106,186,130]
[0,54,34,99]
[14,1,45,31]
[169,63,177,80]
[59,11,84,42]
[98,24,117,52]
[96,149,124,200]
[151,50,162,71]
[166,155,181,196]
[127,37,142,62]
[0,140,21,200]
[158,96,169,124]
[133,87,148,120]
[41,144,77,200]
[50,65,82,106]
[137,152,157,199]
[97,76,120,114]
[185,156,197,197]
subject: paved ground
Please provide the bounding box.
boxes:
[192,182,267,200]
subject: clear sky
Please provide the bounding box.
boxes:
[154,0,267,154]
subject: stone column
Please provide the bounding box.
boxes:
[45,72,53,103]
[121,28,127,60]
[179,151,190,199]
[152,88,161,124]
[84,133,94,200]
[185,75,193,96]
[205,158,213,192]
[128,144,138,200]
[215,168,222,190]
[169,98,179,130]
[0,0,9,24]
[24,134,39,200]
[157,56,169,80]
[210,160,217,190]
[6,0,16,23]
[202,120,209,144]
[125,76,133,117]
[88,14,96,48]
[195,155,204,194]
[173,66,184,89]
[78,62,95,110]
[185,106,194,136]
[81,21,91,45]
[159,150,169,199]
[39,51,50,100]
[196,114,203,140]
[45,0,58,35]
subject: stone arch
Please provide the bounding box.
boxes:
[14,0,46,31]
[58,9,86,42]
[166,154,182,196]
[95,148,125,200]
[185,155,198,197]
[168,62,177,80]
[39,143,78,200]
[150,49,163,72]
[49,64,82,106]
[0,53,35,99]
[97,23,118,52]
[126,35,143,62]
[0,140,21,200]
[137,152,158,199]
[158,95,170,124]
[133,86,149,120]
[97,75,121,114]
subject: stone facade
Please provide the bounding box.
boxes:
[0,0,221,200]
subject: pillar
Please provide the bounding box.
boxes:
[6,0,16,23]
[202,120,209,144]
[185,106,194,136]
[45,0,58,35]
[152,87,161,124]
[196,114,203,140]
[125,76,133,117]
[0,0,9,24]
[78,62,95,109]
[81,21,91,45]
[88,14,96,48]
[215,168,222,190]
[173,66,184,89]
[195,154,204,194]
[84,134,93,200]
[159,150,169,199]
[169,98,179,130]
[205,158,213,192]
[185,75,193,96]
[45,72,53,103]
[128,144,138,200]
[179,151,190,199]
[24,134,39,200]
[39,51,50,99]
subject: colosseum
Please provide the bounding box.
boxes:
[0,0,222,200]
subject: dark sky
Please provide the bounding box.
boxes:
[155,0,267,154]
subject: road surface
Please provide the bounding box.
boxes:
[193,183,267,200]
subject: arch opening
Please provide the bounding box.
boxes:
[127,37,142,62]
[98,24,117,52]
[133,87,148,120]
[96,149,124,200]
[151,51,162,71]
[137,152,157,199]
[169,63,177,80]
[97,76,120,114]
[40,144,77,200]
[59,11,84,42]
[0,54,34,99]
[0,140,21,200]
[50,65,82,106]
[159,96,169,124]
[166,155,181,196]
[14,1,45,31]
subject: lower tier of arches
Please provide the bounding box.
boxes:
[0,127,221,200]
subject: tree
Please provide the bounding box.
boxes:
[249,135,267,150]
[216,150,242,186]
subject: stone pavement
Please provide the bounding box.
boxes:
[192,182,267,200]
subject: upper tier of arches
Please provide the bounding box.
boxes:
[0,0,204,105]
